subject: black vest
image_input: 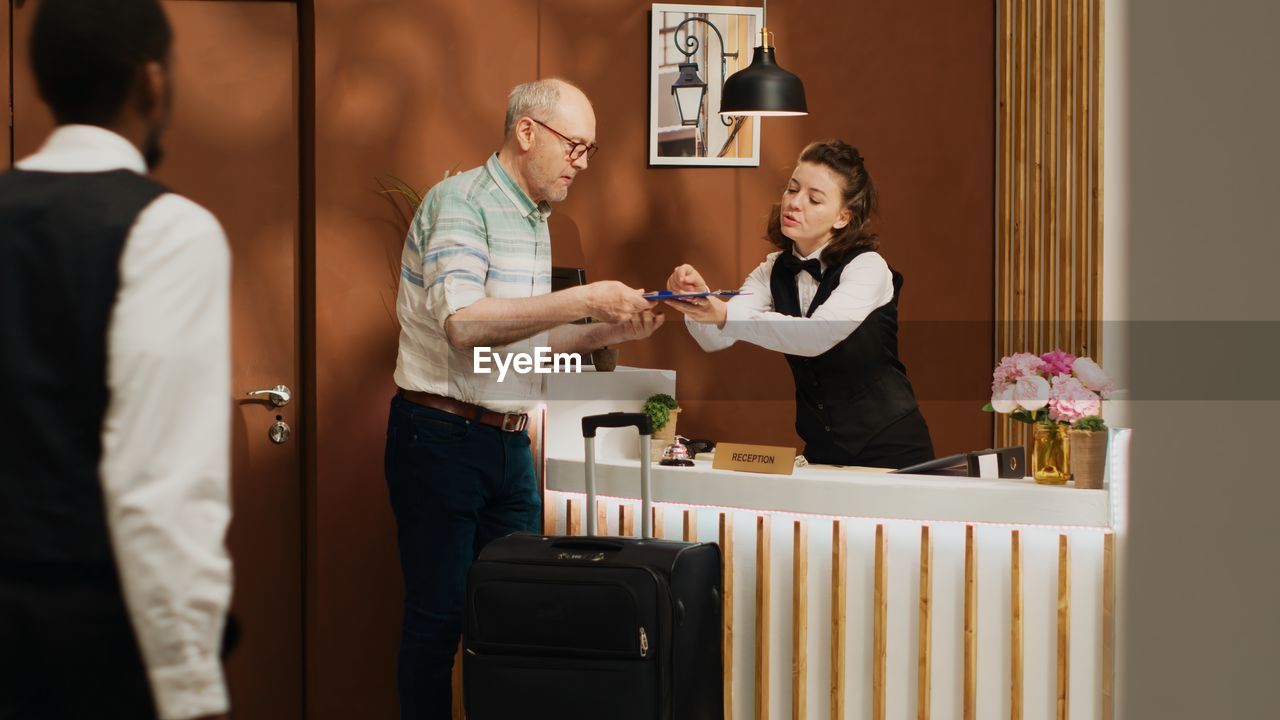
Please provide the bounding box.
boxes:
[770,248,927,464]
[0,169,168,570]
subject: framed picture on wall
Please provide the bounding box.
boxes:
[649,3,763,167]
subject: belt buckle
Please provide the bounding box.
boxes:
[501,413,527,432]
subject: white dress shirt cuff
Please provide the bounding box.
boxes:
[149,658,230,720]
[684,313,736,351]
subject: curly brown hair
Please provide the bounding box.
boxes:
[766,139,878,268]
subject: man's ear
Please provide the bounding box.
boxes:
[833,208,853,230]
[138,61,167,119]
[514,116,537,152]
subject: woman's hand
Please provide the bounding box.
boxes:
[665,296,727,328]
[667,264,710,294]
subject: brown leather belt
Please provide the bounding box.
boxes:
[398,389,529,433]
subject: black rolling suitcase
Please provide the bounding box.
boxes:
[464,412,724,719]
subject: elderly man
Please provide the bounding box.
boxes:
[385,78,662,718]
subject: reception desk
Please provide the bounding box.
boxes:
[538,368,1126,720]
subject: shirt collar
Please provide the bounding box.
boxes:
[485,153,553,222]
[793,242,830,265]
[15,125,148,175]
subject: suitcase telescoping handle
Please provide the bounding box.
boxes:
[581,412,654,539]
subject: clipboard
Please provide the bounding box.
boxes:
[642,290,746,300]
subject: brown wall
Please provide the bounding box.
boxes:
[309,1,993,717]
[310,2,541,717]
[2,2,10,168]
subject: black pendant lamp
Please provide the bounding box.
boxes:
[719,0,807,117]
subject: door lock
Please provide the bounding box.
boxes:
[269,419,291,444]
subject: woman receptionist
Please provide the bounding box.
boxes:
[665,139,934,469]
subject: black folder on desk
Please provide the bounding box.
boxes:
[892,446,1025,479]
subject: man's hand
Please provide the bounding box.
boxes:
[580,281,652,323]
[665,296,728,328]
[667,264,709,294]
[612,308,666,343]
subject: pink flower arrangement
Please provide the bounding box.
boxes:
[1071,357,1115,398]
[991,352,1046,393]
[985,349,1114,425]
[1047,376,1101,423]
[1040,349,1077,377]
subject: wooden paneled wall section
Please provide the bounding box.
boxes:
[995,0,1106,449]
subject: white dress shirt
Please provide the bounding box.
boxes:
[17,126,232,720]
[686,246,894,357]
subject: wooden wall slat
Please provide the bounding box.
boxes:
[619,504,635,537]
[998,0,1015,353]
[596,499,609,537]
[755,516,772,720]
[1047,0,1059,351]
[1029,0,1043,353]
[1020,0,1032,362]
[684,510,698,542]
[1067,0,1077,351]
[652,507,665,539]
[873,525,887,720]
[1075,0,1089,353]
[1011,530,1024,720]
[792,521,808,720]
[1103,533,1116,720]
[1082,0,1093,348]
[964,525,977,720]
[918,526,933,720]
[831,522,847,720]
[1057,535,1071,720]
[722,513,735,720]
[543,496,558,537]
[567,498,581,536]
[1091,0,1105,354]
[1067,0,1073,352]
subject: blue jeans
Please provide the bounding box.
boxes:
[384,394,541,720]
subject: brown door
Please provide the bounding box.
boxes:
[10,2,304,717]
[2,2,9,170]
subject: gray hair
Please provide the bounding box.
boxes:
[504,79,567,141]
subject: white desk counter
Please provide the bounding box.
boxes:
[546,456,1112,529]
[537,367,1127,719]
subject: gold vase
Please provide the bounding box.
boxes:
[1032,423,1071,485]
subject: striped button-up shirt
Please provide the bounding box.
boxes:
[393,153,553,413]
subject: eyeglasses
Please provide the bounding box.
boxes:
[530,118,599,161]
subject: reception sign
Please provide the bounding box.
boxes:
[712,442,796,475]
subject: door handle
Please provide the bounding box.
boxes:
[246,384,291,407]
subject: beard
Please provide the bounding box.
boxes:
[531,155,573,203]
[142,124,165,170]
[544,183,570,203]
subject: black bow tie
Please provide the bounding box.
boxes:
[776,252,823,281]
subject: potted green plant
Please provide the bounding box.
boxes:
[642,393,680,462]
[1068,415,1108,489]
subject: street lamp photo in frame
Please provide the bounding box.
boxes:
[649,3,763,166]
